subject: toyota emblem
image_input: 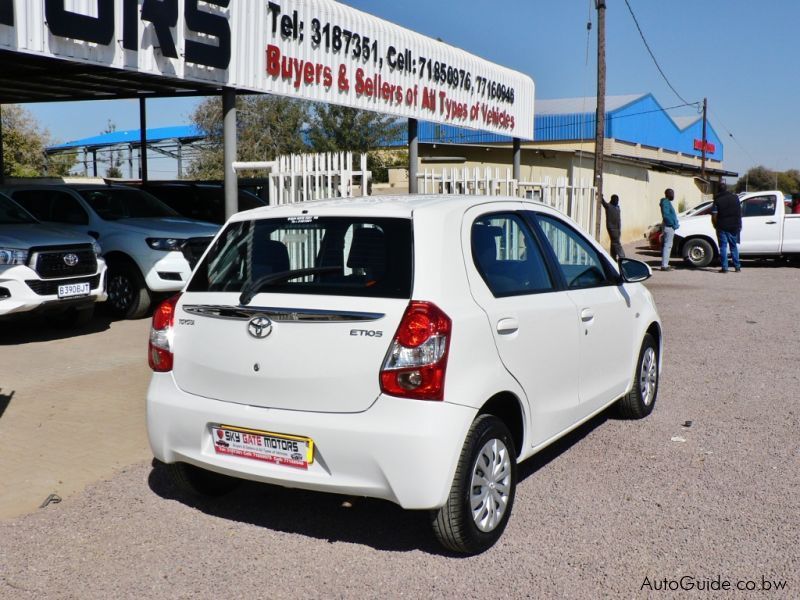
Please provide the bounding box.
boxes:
[63,253,79,267]
[247,316,273,339]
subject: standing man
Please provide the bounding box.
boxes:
[600,194,625,261]
[712,182,742,273]
[659,188,679,271]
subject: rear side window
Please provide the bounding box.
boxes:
[78,188,178,220]
[188,216,413,299]
[12,190,89,225]
[471,213,553,296]
[535,214,610,289]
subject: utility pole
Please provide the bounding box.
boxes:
[593,0,606,239]
[700,97,707,189]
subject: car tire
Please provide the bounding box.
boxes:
[106,261,151,319]
[616,333,659,419]
[46,305,94,328]
[682,238,714,268]
[431,415,517,555]
[167,462,241,497]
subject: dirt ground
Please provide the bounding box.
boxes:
[1,244,798,598]
[0,315,152,519]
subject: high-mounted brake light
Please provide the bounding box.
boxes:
[380,301,451,400]
[148,294,181,372]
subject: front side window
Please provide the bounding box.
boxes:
[78,188,178,220]
[188,216,413,299]
[535,214,610,289]
[741,195,776,218]
[0,193,38,224]
[471,213,553,296]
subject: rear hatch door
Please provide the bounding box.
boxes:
[171,214,413,413]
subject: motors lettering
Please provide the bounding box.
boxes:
[33,0,231,69]
[221,430,300,453]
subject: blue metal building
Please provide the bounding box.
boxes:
[409,93,723,163]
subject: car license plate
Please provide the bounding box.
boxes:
[211,425,314,470]
[57,282,90,298]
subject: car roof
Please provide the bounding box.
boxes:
[231,194,563,221]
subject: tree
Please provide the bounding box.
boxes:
[187,95,309,179]
[103,119,123,179]
[307,104,403,182]
[777,169,800,195]
[735,165,776,193]
[1,104,74,178]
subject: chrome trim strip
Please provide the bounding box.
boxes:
[182,304,385,323]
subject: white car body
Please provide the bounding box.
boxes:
[0,193,106,320]
[676,190,800,266]
[146,195,662,553]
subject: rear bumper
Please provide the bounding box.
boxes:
[147,373,477,509]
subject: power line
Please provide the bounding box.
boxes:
[623,0,692,106]
[706,108,758,167]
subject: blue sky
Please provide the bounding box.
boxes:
[24,0,800,178]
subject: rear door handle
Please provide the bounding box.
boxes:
[496,317,519,334]
[580,308,594,322]
[765,221,777,225]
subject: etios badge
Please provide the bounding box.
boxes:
[247,316,273,339]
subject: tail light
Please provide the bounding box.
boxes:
[380,301,451,400]
[148,294,181,372]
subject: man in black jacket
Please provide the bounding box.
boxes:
[600,194,625,261]
[712,182,742,273]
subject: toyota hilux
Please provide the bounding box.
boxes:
[0,192,106,326]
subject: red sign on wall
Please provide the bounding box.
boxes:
[694,139,716,154]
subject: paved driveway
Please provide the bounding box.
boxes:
[1,247,798,598]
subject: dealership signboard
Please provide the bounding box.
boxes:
[0,0,535,139]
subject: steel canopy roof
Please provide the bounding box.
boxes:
[0,49,225,104]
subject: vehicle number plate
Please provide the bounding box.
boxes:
[211,425,314,470]
[57,282,90,298]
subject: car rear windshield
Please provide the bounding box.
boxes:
[188,216,413,299]
[78,188,179,220]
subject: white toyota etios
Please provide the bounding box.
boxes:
[146,195,662,554]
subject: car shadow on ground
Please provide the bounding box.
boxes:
[147,409,613,556]
[0,313,112,345]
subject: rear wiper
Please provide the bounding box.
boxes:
[239,266,343,305]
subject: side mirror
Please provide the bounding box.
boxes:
[619,258,652,283]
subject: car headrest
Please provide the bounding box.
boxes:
[347,227,386,274]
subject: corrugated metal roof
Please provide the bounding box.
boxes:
[535,94,645,115]
[672,116,701,130]
[408,93,723,160]
[48,125,203,150]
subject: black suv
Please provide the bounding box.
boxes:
[129,182,265,224]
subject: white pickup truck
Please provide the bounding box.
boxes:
[676,190,800,267]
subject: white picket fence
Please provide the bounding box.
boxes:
[269,152,370,205]
[234,152,370,205]
[419,168,598,235]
